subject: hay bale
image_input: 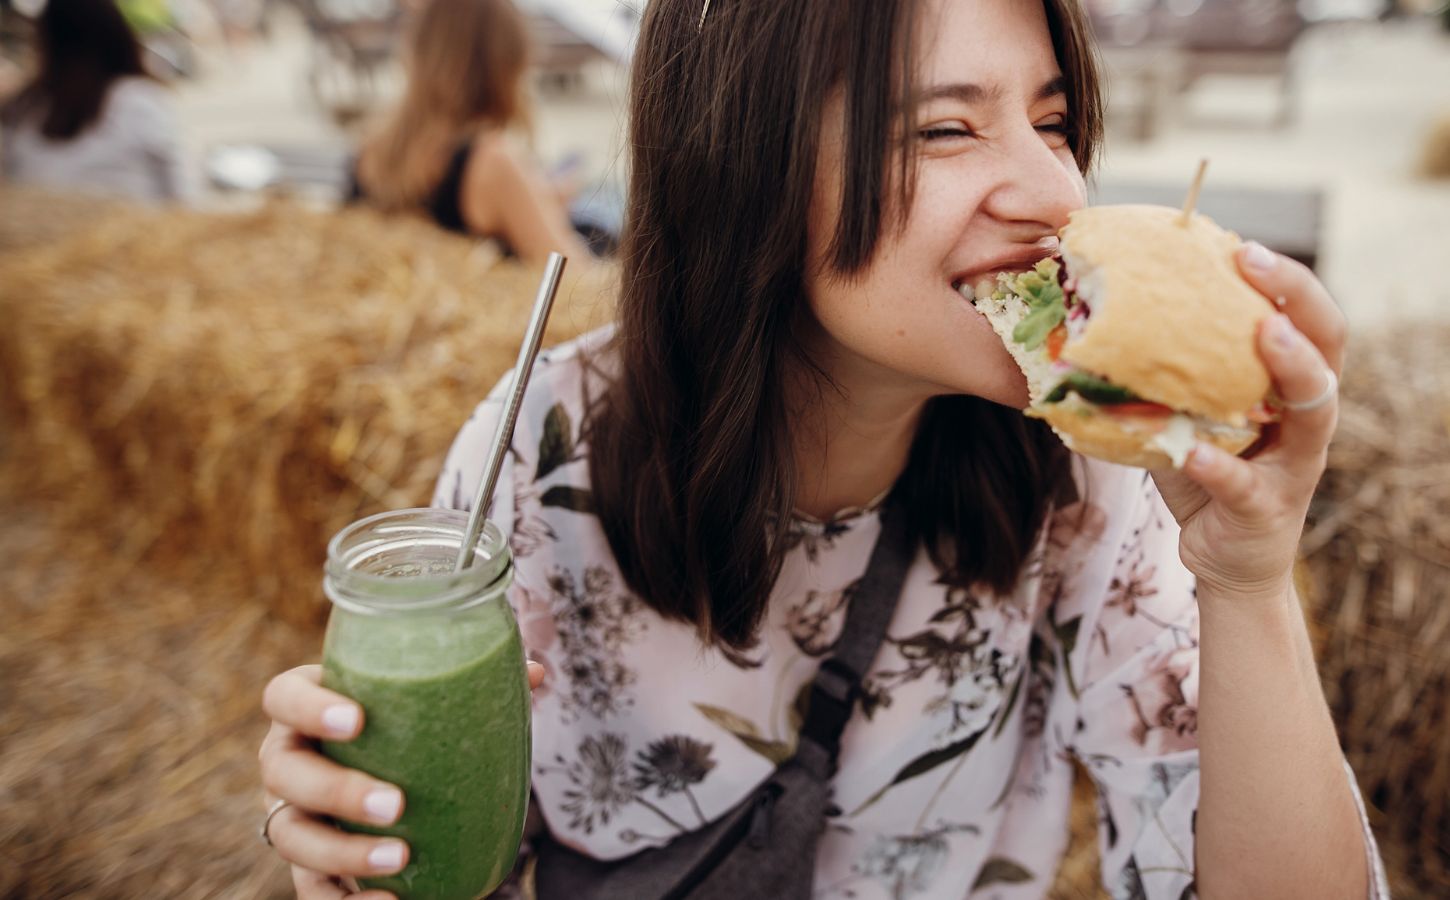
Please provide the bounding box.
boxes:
[0,494,302,899]
[0,186,131,256]
[0,196,614,625]
[1300,321,1450,893]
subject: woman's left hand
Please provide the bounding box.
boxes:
[1152,242,1346,601]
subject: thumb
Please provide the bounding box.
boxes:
[1181,441,1265,521]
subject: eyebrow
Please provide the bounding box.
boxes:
[913,75,1066,107]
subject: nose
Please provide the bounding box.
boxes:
[980,128,1086,233]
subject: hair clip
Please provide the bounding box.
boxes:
[698,0,712,32]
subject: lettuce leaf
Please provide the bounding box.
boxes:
[1006,259,1066,351]
[1044,370,1139,405]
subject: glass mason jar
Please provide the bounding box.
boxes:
[319,508,531,900]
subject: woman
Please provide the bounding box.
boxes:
[259,0,1388,897]
[349,0,595,264]
[1,0,186,203]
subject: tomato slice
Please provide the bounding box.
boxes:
[1248,400,1282,424]
[1103,401,1175,418]
[1045,324,1068,361]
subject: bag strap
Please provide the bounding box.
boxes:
[796,492,913,768]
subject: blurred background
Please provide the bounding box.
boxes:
[1,0,1447,897]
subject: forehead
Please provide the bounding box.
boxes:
[913,0,1061,93]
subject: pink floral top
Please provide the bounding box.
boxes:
[433,326,1387,899]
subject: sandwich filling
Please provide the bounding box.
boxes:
[969,258,1271,466]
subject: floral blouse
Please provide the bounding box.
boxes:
[432,326,1387,900]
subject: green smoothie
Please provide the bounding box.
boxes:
[321,579,531,900]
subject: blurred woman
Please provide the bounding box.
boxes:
[350,0,594,263]
[1,0,187,203]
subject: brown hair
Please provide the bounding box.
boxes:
[2,0,150,141]
[355,0,531,210]
[589,0,1104,651]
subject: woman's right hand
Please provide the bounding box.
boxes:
[259,662,546,899]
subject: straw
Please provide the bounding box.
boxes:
[456,252,566,571]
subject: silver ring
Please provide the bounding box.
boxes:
[1284,367,1338,413]
[260,798,292,848]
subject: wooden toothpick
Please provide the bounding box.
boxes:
[1179,158,1209,227]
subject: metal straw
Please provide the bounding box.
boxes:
[454,252,567,572]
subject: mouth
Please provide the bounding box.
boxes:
[950,246,1061,303]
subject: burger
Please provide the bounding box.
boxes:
[968,204,1280,469]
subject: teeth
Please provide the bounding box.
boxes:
[957,281,976,301]
[975,277,998,300]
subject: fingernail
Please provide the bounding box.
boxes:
[1244,241,1276,272]
[1267,314,1298,351]
[369,841,406,872]
[365,788,403,824]
[322,704,359,737]
[1187,442,1217,474]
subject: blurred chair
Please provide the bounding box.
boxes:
[291,0,403,123]
[1087,0,1310,139]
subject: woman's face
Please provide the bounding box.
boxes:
[804,0,1086,410]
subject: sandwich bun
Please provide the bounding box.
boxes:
[973,204,1276,469]
[1059,204,1272,426]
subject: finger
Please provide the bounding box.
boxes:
[1183,441,1267,521]
[293,865,350,900]
[1238,242,1346,374]
[527,660,545,691]
[263,665,365,741]
[1258,314,1338,463]
[294,863,399,900]
[271,804,410,880]
[261,740,405,826]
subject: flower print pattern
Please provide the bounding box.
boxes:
[862,584,1013,743]
[1048,500,1109,552]
[632,735,716,826]
[853,823,980,900]
[551,733,637,834]
[546,566,645,721]
[786,585,849,657]
[781,516,852,562]
[509,482,560,559]
[1022,632,1056,741]
[1107,553,1160,619]
[543,733,718,840]
[1121,645,1199,755]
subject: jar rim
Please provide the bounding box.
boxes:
[324,507,511,617]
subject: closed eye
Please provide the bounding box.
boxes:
[1036,114,1071,135]
[920,124,974,141]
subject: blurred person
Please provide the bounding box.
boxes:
[349,0,601,264]
[0,0,187,202]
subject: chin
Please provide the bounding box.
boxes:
[942,328,1034,411]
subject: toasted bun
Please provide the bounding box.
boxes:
[1058,205,1273,427]
[1033,394,1259,470]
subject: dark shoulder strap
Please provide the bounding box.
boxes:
[426,139,474,234]
[797,494,913,765]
